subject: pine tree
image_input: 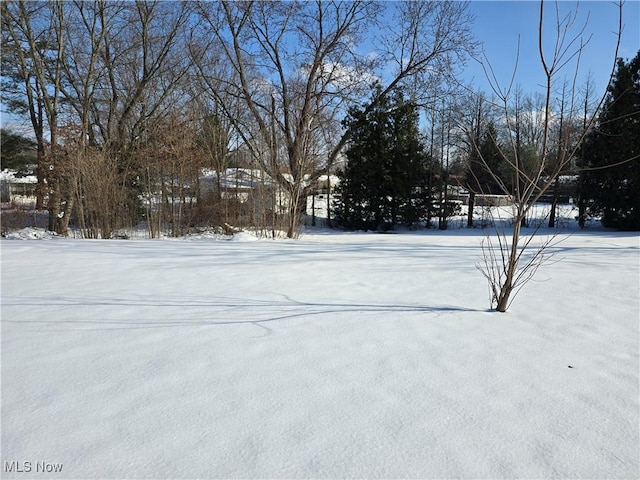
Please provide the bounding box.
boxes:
[580,51,640,230]
[1,129,37,176]
[335,89,432,230]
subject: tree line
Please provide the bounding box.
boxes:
[2,0,637,241]
[1,0,473,238]
[335,47,639,234]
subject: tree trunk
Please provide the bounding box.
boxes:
[326,184,332,228]
[47,177,60,232]
[467,191,475,227]
[35,126,47,210]
[548,177,559,227]
[548,196,557,227]
[286,193,303,239]
[60,197,74,237]
[578,196,586,229]
[577,179,586,229]
[495,219,522,312]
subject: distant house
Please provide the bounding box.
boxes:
[199,168,291,214]
[0,170,38,207]
[198,169,347,223]
[537,175,577,204]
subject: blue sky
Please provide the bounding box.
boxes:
[463,0,640,96]
[2,1,638,132]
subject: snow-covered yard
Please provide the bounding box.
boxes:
[1,226,638,478]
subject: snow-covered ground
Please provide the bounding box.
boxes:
[1,224,638,478]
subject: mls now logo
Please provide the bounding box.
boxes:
[4,461,63,473]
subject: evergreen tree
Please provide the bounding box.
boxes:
[335,89,432,230]
[580,51,640,230]
[1,129,37,176]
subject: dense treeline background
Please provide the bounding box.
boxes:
[2,0,638,238]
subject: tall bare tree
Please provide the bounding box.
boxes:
[2,1,71,231]
[60,0,190,237]
[191,0,475,238]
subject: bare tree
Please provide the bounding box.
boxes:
[2,1,73,232]
[192,0,475,238]
[3,0,192,237]
[1,2,47,209]
[61,0,190,237]
[546,79,583,228]
[63,136,123,239]
[456,91,504,227]
[470,0,622,312]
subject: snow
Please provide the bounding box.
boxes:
[0,169,37,184]
[229,231,260,242]
[1,225,638,478]
[2,227,58,241]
